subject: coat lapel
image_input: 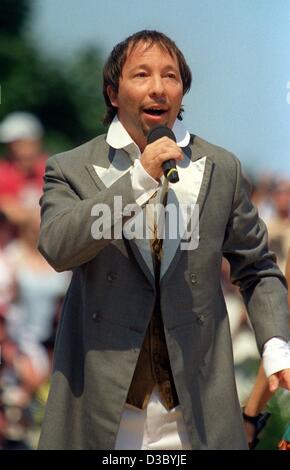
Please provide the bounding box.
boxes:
[127,237,155,285]
[161,157,206,278]
[85,146,132,191]
[160,153,211,279]
[85,144,156,285]
[124,191,158,282]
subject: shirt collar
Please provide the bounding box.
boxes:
[106,115,191,155]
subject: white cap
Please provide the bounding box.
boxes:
[0,111,44,143]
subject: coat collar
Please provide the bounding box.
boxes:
[106,115,191,151]
[88,116,190,190]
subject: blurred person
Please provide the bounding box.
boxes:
[241,179,290,448]
[287,248,290,308]
[38,30,290,450]
[4,209,70,347]
[278,425,290,450]
[0,213,16,249]
[267,179,290,273]
[242,247,290,449]
[0,112,47,231]
[0,311,46,449]
[222,258,259,364]
[221,258,260,404]
[250,174,277,224]
[242,364,273,449]
[0,207,68,448]
[0,336,47,401]
[0,249,14,317]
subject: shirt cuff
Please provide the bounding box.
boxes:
[130,159,160,206]
[262,337,290,377]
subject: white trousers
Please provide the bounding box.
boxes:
[114,387,192,450]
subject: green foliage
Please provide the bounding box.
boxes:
[257,392,290,450]
[235,358,290,450]
[0,0,31,36]
[0,0,107,153]
[68,47,106,141]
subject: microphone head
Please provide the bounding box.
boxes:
[147,125,176,144]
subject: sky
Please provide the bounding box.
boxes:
[31,0,290,176]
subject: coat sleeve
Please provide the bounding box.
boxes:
[38,155,136,272]
[222,156,289,353]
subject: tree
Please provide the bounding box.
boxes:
[0,0,106,153]
[0,0,31,36]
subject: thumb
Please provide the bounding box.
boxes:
[268,373,279,392]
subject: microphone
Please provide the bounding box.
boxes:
[147,125,179,184]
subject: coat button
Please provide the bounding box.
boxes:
[196,314,205,325]
[190,273,197,284]
[107,272,117,282]
[92,312,101,322]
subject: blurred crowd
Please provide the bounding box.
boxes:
[0,111,289,449]
[223,170,290,404]
[0,112,70,449]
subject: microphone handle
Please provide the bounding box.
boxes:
[162,160,179,183]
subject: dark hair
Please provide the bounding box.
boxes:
[102,30,192,125]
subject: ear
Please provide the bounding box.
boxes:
[107,85,118,107]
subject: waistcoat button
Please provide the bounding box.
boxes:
[190,273,197,284]
[92,312,101,322]
[107,272,117,282]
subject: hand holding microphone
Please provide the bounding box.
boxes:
[140,125,183,183]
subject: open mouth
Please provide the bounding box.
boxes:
[143,108,167,116]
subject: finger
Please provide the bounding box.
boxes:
[148,138,182,154]
[148,147,182,161]
[268,374,279,392]
[152,136,177,145]
[280,369,290,390]
[156,152,183,164]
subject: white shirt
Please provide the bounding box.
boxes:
[106,116,290,378]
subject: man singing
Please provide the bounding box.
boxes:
[38,30,290,450]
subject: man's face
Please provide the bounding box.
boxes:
[8,139,42,172]
[107,41,183,151]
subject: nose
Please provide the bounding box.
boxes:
[149,74,165,98]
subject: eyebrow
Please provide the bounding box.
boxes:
[129,64,180,73]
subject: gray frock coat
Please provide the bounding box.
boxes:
[37,133,289,449]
